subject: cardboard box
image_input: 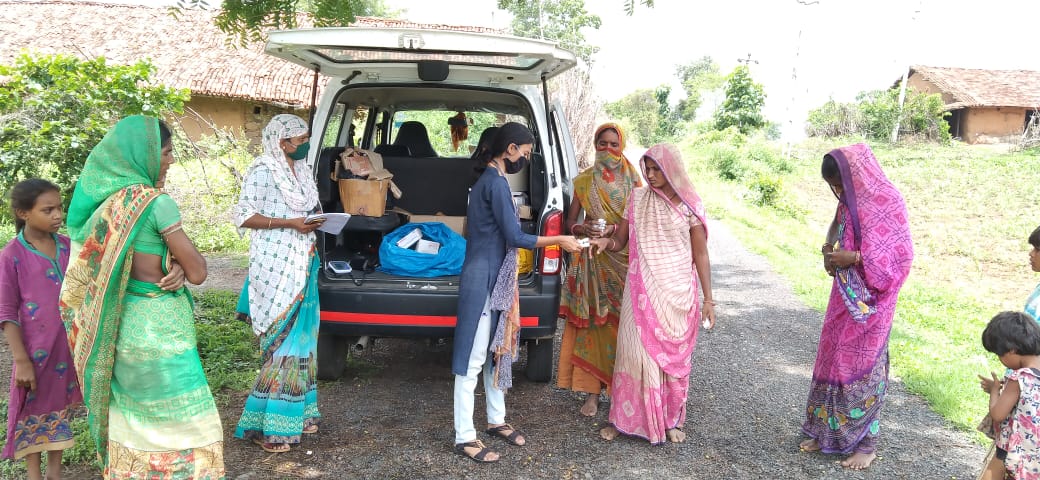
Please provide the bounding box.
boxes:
[518,204,533,220]
[408,214,467,236]
[338,178,389,217]
[416,239,441,255]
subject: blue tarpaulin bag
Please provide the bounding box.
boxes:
[378,222,466,277]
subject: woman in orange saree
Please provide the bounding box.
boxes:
[557,123,642,416]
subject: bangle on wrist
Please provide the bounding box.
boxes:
[609,238,616,251]
[268,218,273,229]
[570,224,581,235]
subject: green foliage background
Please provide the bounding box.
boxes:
[0,53,189,211]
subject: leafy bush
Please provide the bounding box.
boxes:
[164,125,255,253]
[805,87,950,143]
[690,125,746,148]
[0,53,188,210]
[747,170,783,207]
[707,143,746,181]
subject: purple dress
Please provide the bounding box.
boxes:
[0,233,83,460]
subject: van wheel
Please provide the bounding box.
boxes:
[317,333,347,380]
[524,339,554,383]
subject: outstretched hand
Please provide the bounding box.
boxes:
[558,235,582,253]
[979,372,1002,393]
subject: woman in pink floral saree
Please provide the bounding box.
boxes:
[800,143,913,470]
[591,143,716,444]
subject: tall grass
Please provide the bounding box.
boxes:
[684,137,1040,439]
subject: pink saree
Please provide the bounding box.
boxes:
[802,143,913,454]
[608,144,708,444]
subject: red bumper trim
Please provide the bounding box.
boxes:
[320,311,540,327]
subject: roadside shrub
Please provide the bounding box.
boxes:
[707,143,747,180]
[165,124,255,253]
[747,170,783,207]
[691,125,746,148]
[745,141,792,174]
[806,87,950,144]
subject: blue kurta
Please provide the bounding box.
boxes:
[452,167,537,375]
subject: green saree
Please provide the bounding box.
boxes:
[60,115,225,478]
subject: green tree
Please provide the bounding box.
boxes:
[713,65,766,134]
[605,89,658,147]
[674,56,723,121]
[497,0,602,65]
[175,0,399,46]
[653,85,679,141]
[0,54,189,208]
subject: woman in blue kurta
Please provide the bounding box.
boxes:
[452,122,581,463]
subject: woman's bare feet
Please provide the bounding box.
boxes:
[580,394,599,417]
[666,428,686,443]
[599,425,619,441]
[841,452,876,470]
[798,438,821,452]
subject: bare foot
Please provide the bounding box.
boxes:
[580,394,599,417]
[599,425,619,441]
[666,428,686,443]
[841,452,877,470]
[799,438,821,452]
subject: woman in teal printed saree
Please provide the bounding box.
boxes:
[232,114,324,454]
[59,115,225,478]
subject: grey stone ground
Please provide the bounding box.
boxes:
[0,221,986,479]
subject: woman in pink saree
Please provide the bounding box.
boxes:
[800,143,913,470]
[591,143,716,444]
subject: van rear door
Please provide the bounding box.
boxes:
[265,28,576,86]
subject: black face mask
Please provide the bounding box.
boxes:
[506,155,528,174]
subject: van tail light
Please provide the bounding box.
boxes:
[540,210,562,275]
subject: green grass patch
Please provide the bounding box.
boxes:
[192,289,260,406]
[684,138,1039,442]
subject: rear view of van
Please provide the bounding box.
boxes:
[265,27,580,381]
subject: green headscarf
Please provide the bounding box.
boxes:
[66,115,162,242]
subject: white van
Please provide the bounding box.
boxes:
[265,27,579,381]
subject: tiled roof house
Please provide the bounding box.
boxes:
[897,65,1040,143]
[0,0,503,141]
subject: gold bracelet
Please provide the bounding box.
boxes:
[609,238,616,251]
[268,218,273,229]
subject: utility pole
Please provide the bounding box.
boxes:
[891,0,923,143]
[737,53,758,67]
[786,0,820,159]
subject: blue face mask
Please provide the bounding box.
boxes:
[288,141,310,160]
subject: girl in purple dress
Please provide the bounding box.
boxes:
[1,179,83,480]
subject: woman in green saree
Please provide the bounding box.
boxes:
[60,115,225,478]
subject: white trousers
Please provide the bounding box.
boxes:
[453,297,506,444]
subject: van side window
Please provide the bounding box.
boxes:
[321,102,348,148]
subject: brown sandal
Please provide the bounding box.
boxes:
[454,440,498,463]
[303,424,319,434]
[485,423,526,446]
[252,438,290,453]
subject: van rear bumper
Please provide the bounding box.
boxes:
[317,276,562,339]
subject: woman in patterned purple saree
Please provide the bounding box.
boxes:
[800,143,913,470]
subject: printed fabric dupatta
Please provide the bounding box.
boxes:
[59,115,167,463]
[628,143,707,379]
[828,143,913,320]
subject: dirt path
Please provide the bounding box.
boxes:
[1,223,985,479]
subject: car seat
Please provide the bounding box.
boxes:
[393,121,438,157]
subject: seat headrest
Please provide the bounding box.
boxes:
[393,121,438,157]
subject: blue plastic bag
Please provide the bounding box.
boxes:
[378,222,466,277]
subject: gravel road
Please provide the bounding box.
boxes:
[0,221,986,479]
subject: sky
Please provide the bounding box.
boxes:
[389,0,1040,138]
[112,0,1040,138]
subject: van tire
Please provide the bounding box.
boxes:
[317,333,348,380]
[524,339,554,383]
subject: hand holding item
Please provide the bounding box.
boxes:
[292,217,324,234]
[822,243,835,276]
[558,235,582,253]
[701,300,716,329]
[158,261,186,290]
[824,245,860,269]
[14,358,36,391]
